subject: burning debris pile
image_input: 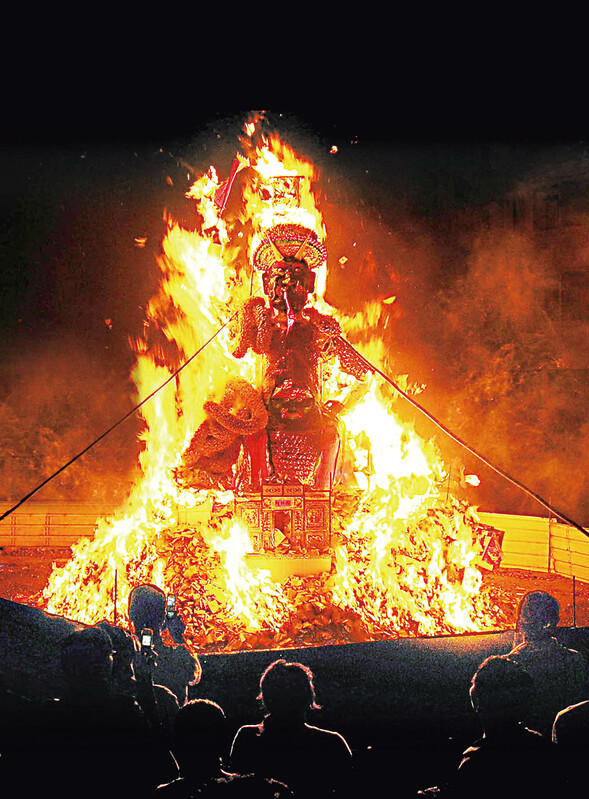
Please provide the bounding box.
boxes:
[150,487,505,654]
[38,118,509,653]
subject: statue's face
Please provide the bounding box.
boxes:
[269,393,315,422]
[267,382,319,429]
[263,257,315,314]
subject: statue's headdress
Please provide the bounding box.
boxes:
[252,223,327,272]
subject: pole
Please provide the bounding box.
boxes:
[573,575,577,628]
[548,499,552,573]
[114,568,118,626]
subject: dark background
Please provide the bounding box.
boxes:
[2,97,589,516]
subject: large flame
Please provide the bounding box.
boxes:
[39,119,506,651]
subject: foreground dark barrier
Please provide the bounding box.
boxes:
[0,598,84,701]
[3,596,589,793]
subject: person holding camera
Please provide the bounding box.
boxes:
[128,584,201,707]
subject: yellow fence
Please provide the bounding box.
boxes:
[1,502,589,585]
[0,498,212,550]
[478,512,589,584]
[0,502,118,549]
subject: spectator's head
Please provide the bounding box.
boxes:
[60,627,114,694]
[258,659,320,721]
[516,591,560,643]
[95,621,137,693]
[470,655,535,732]
[172,699,227,776]
[128,584,166,636]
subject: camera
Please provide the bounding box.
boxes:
[166,594,176,617]
[140,628,153,654]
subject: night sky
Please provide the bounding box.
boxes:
[2,102,582,353]
[2,97,584,364]
[0,107,471,358]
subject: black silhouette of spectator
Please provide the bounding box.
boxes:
[229,659,352,799]
[0,674,37,790]
[35,626,177,799]
[419,655,560,798]
[128,584,201,706]
[154,698,293,798]
[508,590,586,736]
[95,620,136,694]
[552,697,589,793]
[96,620,179,744]
[157,698,230,792]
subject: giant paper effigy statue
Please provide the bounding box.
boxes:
[38,123,507,648]
[175,221,373,558]
[178,223,370,494]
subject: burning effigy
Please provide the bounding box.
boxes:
[39,117,508,654]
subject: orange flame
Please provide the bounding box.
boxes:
[39,117,506,650]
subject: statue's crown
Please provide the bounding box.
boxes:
[252,224,327,272]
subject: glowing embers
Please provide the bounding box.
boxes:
[150,488,507,655]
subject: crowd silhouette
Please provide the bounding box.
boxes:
[1,587,588,797]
